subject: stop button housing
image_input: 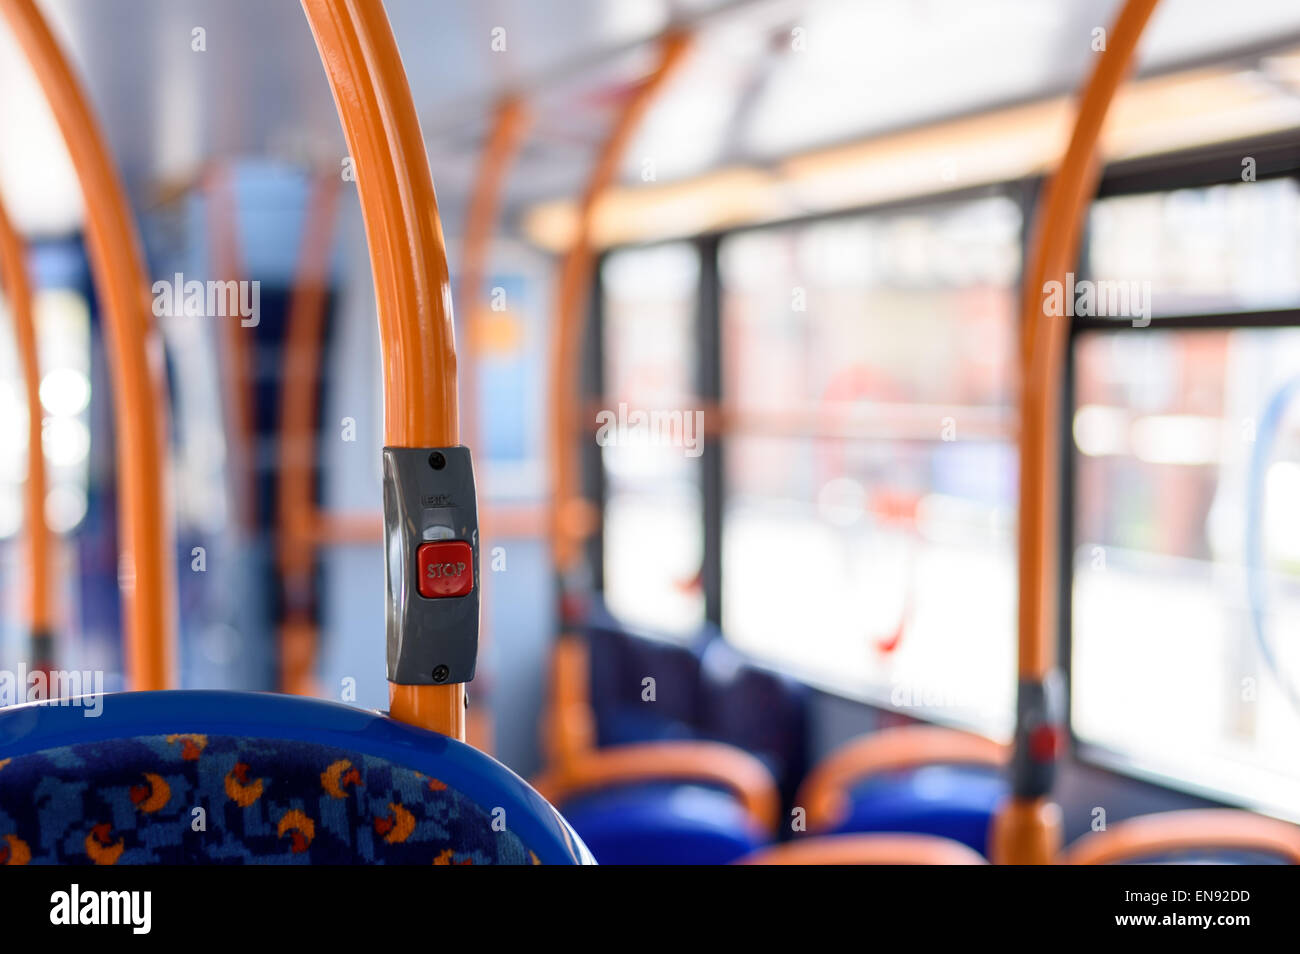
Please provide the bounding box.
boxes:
[383,445,479,685]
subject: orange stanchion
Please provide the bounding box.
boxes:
[542,31,692,770]
[456,95,530,753]
[458,95,528,459]
[302,0,463,737]
[541,634,596,767]
[992,0,1161,865]
[0,0,177,690]
[0,190,53,667]
[548,31,692,573]
[205,166,258,533]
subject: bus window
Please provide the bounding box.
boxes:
[600,242,704,635]
[0,286,90,537]
[1072,325,1300,816]
[718,195,1021,735]
[1089,178,1300,317]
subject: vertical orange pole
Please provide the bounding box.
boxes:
[1,0,177,690]
[549,32,692,575]
[542,32,691,769]
[992,0,1160,864]
[458,96,528,462]
[206,166,258,533]
[0,193,53,670]
[275,172,341,695]
[302,0,463,737]
[542,31,691,771]
[458,95,529,752]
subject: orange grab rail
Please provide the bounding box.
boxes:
[796,726,1008,833]
[0,191,52,662]
[992,0,1161,865]
[541,31,691,768]
[456,95,529,752]
[531,740,780,832]
[548,31,692,572]
[1,0,177,690]
[738,833,988,866]
[301,0,463,737]
[270,100,529,714]
[205,165,258,533]
[458,95,528,457]
[275,172,341,696]
[1062,810,1300,865]
[541,633,596,768]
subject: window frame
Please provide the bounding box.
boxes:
[1064,136,1300,819]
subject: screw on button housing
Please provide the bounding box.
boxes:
[429,451,446,470]
[432,665,449,683]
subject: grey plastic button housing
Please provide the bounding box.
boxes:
[1010,670,1064,798]
[383,445,479,684]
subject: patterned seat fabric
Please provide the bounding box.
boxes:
[0,734,535,865]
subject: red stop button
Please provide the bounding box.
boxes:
[416,541,473,598]
[1029,723,1064,763]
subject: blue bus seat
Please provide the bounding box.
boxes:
[556,781,768,865]
[831,764,1007,857]
[0,690,592,865]
[798,725,1008,857]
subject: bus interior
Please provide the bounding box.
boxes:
[0,0,1299,877]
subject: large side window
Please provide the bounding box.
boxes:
[1072,179,1300,815]
[600,242,704,635]
[0,284,91,538]
[718,195,1021,734]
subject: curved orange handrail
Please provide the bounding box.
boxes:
[549,31,692,573]
[738,833,988,866]
[205,165,258,533]
[540,30,691,767]
[797,726,1008,832]
[1,0,177,690]
[541,633,596,768]
[301,0,462,736]
[1062,810,1300,865]
[994,0,1161,865]
[458,95,528,457]
[275,171,340,696]
[1017,0,1162,678]
[531,739,780,832]
[457,95,529,752]
[0,190,52,664]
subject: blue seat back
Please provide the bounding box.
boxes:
[583,605,809,801]
[830,764,1007,857]
[585,608,703,747]
[0,690,591,865]
[558,781,767,865]
[698,637,808,806]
